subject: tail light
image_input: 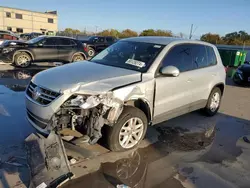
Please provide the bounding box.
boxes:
[83,43,88,52]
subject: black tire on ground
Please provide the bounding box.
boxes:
[204,87,222,116]
[72,54,85,62]
[106,106,148,152]
[14,52,32,68]
[88,47,95,57]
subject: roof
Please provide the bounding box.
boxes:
[0,6,57,15]
[121,36,209,46]
[43,35,76,40]
[216,44,250,51]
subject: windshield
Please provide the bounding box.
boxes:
[90,41,164,72]
[27,36,44,44]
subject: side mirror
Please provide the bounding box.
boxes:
[160,66,180,77]
[38,43,43,47]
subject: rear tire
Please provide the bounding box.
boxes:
[106,106,148,152]
[204,87,222,116]
[72,54,84,62]
[14,52,32,68]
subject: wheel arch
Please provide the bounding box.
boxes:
[213,83,225,96]
[125,98,152,123]
[13,50,34,62]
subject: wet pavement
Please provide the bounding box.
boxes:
[0,65,250,188]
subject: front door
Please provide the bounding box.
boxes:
[34,37,58,61]
[153,44,195,124]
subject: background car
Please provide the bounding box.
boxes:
[0,33,19,45]
[20,32,43,41]
[79,36,117,58]
[0,36,88,68]
[233,62,250,85]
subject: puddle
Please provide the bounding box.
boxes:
[0,68,44,92]
[62,124,216,188]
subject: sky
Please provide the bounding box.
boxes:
[1,0,250,38]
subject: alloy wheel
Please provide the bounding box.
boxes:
[119,117,144,149]
[210,92,220,112]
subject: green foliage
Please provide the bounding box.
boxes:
[200,33,222,44]
[119,29,138,38]
[201,31,250,45]
[140,29,173,36]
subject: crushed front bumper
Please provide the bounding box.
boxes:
[25,132,73,188]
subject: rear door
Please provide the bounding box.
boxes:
[34,37,58,61]
[57,38,75,62]
[188,44,218,109]
[105,37,115,47]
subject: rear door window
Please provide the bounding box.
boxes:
[59,38,71,46]
[161,44,194,72]
[206,46,217,66]
[43,38,56,46]
[97,37,105,43]
[192,44,208,68]
[106,37,114,43]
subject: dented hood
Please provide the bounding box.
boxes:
[32,61,141,93]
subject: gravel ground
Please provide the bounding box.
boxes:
[0,64,250,188]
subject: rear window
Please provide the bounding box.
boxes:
[0,34,18,40]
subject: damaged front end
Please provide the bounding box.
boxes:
[52,92,124,145]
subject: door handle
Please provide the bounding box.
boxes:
[187,78,193,82]
[212,73,217,76]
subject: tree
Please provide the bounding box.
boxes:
[63,28,80,35]
[119,29,138,38]
[139,29,173,36]
[98,29,120,38]
[200,33,222,44]
[140,29,156,36]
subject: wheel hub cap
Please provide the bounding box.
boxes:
[119,117,144,149]
[210,92,220,112]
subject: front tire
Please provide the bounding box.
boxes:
[107,106,148,152]
[14,52,32,68]
[87,47,95,58]
[204,87,222,116]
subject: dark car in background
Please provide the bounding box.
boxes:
[0,33,19,45]
[0,36,88,68]
[79,36,117,57]
[20,32,43,41]
[233,62,250,85]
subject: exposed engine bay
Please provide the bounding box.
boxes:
[51,93,124,144]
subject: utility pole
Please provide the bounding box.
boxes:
[189,24,193,39]
[95,26,98,35]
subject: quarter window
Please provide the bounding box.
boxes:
[15,13,23,19]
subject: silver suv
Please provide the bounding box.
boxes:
[25,37,226,151]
